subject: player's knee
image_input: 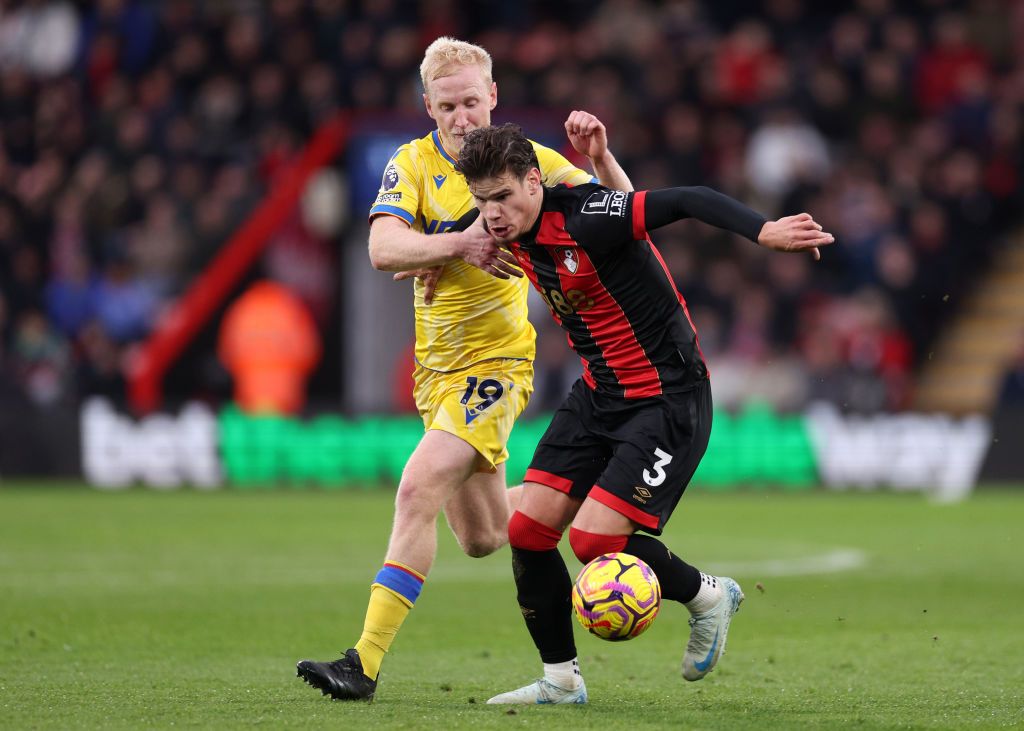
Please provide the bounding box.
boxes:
[461,542,491,558]
[568,526,629,564]
[455,520,508,558]
[460,530,506,558]
[393,476,443,521]
[508,510,563,551]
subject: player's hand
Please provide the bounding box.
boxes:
[457,219,523,280]
[757,213,835,261]
[393,265,443,304]
[565,110,610,160]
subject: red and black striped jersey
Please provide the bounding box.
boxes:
[508,183,709,399]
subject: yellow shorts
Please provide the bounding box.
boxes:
[413,358,534,472]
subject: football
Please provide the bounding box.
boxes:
[572,552,661,641]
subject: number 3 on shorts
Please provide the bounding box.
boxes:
[643,447,673,487]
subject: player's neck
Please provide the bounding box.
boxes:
[523,189,545,240]
[436,130,460,160]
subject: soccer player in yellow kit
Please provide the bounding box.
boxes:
[296,37,632,700]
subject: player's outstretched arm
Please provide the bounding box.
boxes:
[565,110,633,192]
[642,186,833,259]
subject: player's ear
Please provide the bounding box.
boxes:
[489,81,497,110]
[423,92,435,120]
[527,167,542,192]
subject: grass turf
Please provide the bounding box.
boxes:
[1,484,1022,730]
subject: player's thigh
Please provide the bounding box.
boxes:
[414,360,533,473]
[590,382,713,536]
[524,379,610,503]
[571,495,637,536]
[400,428,480,508]
[517,480,583,532]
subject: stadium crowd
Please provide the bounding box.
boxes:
[0,0,1021,414]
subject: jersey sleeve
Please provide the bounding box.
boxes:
[450,206,480,232]
[368,145,421,226]
[640,186,768,242]
[563,184,638,255]
[532,141,596,187]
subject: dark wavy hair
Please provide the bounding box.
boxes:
[454,123,539,183]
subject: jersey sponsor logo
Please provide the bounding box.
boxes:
[581,189,627,217]
[381,163,399,191]
[423,218,458,234]
[376,192,402,203]
[559,247,579,274]
[433,173,447,189]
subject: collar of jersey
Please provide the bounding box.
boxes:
[431,130,458,166]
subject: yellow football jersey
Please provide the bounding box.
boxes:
[369,130,595,373]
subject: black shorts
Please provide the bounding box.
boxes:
[524,378,712,535]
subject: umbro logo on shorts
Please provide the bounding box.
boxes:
[632,486,653,504]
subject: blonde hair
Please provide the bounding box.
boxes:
[420,37,492,95]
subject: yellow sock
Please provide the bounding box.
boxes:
[354,562,425,680]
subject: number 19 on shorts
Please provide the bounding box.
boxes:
[460,376,506,425]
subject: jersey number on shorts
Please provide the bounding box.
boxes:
[461,377,505,424]
[642,447,673,487]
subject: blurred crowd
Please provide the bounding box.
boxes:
[0,0,1022,415]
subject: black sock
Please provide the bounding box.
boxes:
[624,534,702,603]
[511,547,577,663]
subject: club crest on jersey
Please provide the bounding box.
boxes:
[560,247,579,274]
[381,164,399,191]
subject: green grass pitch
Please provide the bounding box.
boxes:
[2,484,1023,730]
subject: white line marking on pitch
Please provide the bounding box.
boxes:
[704,548,867,577]
[0,548,868,590]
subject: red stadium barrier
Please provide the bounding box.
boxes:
[126,112,351,414]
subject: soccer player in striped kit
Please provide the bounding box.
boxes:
[453,123,833,704]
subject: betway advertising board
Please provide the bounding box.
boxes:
[79,399,992,501]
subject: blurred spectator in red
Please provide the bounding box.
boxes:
[715,19,781,107]
[915,13,989,114]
